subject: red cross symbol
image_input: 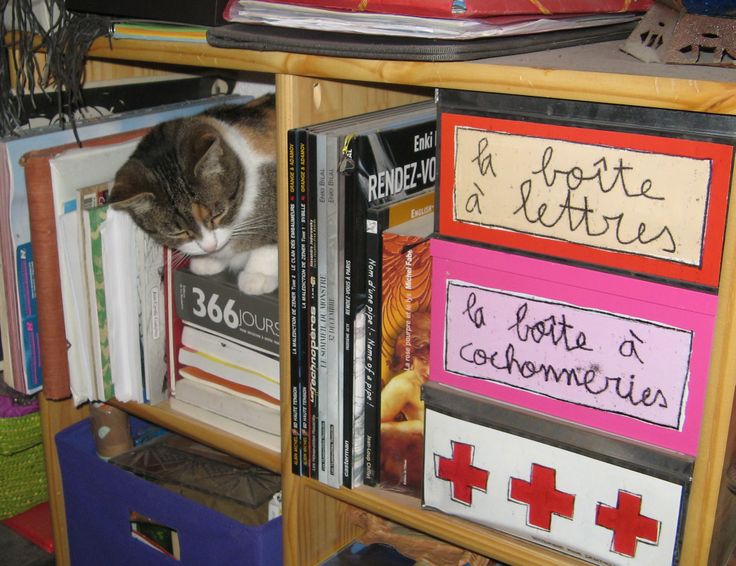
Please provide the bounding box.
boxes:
[435,441,489,506]
[509,463,575,531]
[596,490,660,557]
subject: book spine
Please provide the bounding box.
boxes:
[340,135,357,488]
[298,130,311,479]
[315,130,331,486]
[362,204,387,486]
[287,128,301,476]
[306,129,320,480]
[325,133,341,489]
[86,204,115,401]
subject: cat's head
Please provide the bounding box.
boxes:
[108,117,245,256]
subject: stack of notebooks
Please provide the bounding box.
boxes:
[170,267,281,451]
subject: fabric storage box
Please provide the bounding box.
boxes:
[422,381,693,566]
[0,393,47,519]
[55,418,282,566]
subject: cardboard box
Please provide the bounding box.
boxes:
[436,89,736,288]
[423,381,693,566]
[55,419,282,566]
[429,237,717,456]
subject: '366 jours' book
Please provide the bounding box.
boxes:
[173,268,280,357]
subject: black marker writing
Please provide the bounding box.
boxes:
[459,342,668,410]
[619,330,645,364]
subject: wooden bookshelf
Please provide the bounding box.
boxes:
[35,36,736,566]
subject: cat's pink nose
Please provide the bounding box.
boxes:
[199,235,219,253]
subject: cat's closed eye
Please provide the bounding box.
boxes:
[208,207,229,228]
[168,230,194,240]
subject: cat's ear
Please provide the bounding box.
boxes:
[193,134,225,181]
[179,121,228,181]
[109,160,155,214]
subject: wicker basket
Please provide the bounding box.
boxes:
[0,410,48,519]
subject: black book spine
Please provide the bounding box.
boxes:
[287,128,301,476]
[362,203,388,486]
[306,129,320,480]
[297,129,310,478]
[340,135,355,488]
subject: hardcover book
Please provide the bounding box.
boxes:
[78,184,114,401]
[173,375,280,435]
[100,208,165,404]
[177,346,280,403]
[363,189,435,486]
[376,235,432,495]
[177,365,278,407]
[181,325,278,381]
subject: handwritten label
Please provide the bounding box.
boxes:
[444,281,693,429]
[452,127,712,266]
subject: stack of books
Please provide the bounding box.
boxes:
[287,100,437,489]
[12,89,252,403]
[170,267,281,449]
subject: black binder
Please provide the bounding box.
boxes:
[206,21,637,62]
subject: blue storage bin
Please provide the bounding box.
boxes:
[56,418,282,566]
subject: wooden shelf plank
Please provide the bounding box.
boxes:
[109,399,281,473]
[303,480,590,566]
[87,38,736,114]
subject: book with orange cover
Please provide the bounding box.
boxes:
[376,231,432,496]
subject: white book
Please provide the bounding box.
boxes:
[101,209,143,403]
[135,223,166,405]
[178,365,279,408]
[181,324,279,381]
[178,346,280,401]
[174,377,280,435]
[168,397,280,453]
[58,209,97,402]
[51,140,141,404]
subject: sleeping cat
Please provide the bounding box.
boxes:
[108,94,278,295]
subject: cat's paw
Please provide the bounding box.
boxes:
[189,256,226,276]
[237,269,278,295]
[237,244,278,294]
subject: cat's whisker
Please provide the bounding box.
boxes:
[169,251,192,270]
[230,219,274,232]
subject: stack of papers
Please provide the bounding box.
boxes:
[225,0,642,40]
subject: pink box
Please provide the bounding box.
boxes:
[430,238,718,456]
